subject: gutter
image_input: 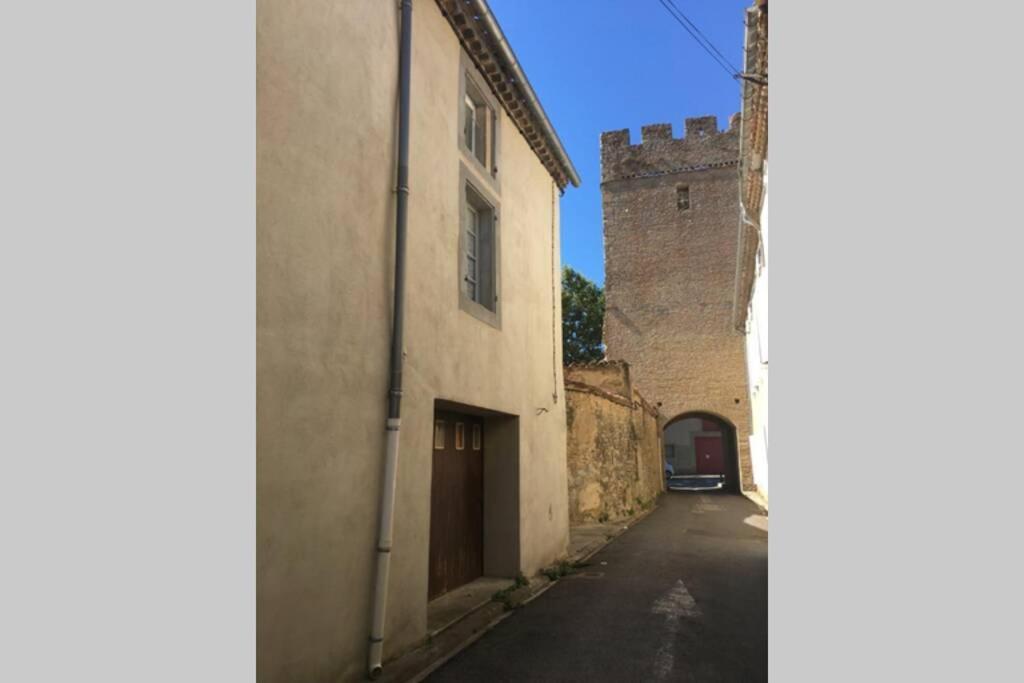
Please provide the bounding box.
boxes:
[471,0,581,188]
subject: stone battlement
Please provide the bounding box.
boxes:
[600,114,740,183]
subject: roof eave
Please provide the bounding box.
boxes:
[436,0,581,189]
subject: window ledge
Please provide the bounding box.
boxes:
[459,293,501,330]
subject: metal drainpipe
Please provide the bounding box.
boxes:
[368,0,412,678]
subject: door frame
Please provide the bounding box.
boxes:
[428,400,521,600]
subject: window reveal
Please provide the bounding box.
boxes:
[677,185,691,211]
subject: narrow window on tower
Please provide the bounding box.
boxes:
[677,185,691,211]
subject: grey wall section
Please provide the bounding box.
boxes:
[564,362,664,524]
[600,117,755,490]
[257,2,569,681]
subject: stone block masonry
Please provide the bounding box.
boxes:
[565,361,664,524]
[600,116,754,490]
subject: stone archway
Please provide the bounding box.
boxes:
[662,411,741,492]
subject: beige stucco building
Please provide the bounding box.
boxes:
[257,1,579,681]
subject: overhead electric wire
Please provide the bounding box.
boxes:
[664,0,741,74]
[657,0,737,77]
[656,0,740,80]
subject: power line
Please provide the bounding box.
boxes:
[656,0,740,80]
[664,0,741,74]
[657,0,738,77]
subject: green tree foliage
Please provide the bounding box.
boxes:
[561,266,605,364]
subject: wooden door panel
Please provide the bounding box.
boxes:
[694,435,725,475]
[429,412,484,599]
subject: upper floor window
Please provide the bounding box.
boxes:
[457,56,501,329]
[462,76,497,176]
[462,183,496,312]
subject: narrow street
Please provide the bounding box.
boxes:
[427,492,768,683]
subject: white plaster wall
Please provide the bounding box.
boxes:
[744,170,768,498]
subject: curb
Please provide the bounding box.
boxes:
[400,610,514,683]
[742,490,768,515]
[569,504,658,565]
[383,575,556,683]
[380,500,661,682]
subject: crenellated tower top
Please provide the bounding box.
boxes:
[600,114,741,183]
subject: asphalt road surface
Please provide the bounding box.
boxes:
[426,491,768,682]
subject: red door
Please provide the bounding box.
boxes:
[429,411,484,599]
[694,435,725,475]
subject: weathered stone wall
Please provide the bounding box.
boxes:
[565,362,664,524]
[601,116,755,490]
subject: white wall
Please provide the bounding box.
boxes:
[744,169,769,498]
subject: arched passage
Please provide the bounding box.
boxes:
[663,411,741,492]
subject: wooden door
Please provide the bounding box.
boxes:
[428,411,484,600]
[694,435,725,475]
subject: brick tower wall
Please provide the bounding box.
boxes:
[600,115,754,490]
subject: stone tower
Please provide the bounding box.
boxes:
[600,115,753,490]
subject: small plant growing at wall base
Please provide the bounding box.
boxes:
[492,588,515,611]
[492,574,530,611]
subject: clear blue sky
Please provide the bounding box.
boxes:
[487,0,750,286]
